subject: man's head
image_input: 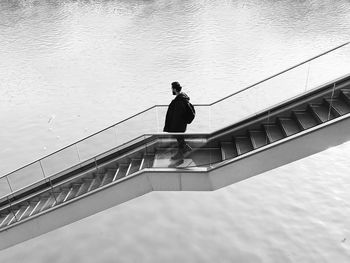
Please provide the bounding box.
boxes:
[171,81,182,95]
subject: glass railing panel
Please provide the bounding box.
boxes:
[151,134,219,169]
[307,44,350,91]
[186,105,211,133]
[116,134,151,154]
[210,63,309,131]
[41,145,80,177]
[6,162,45,193]
[155,106,168,132]
[116,107,158,146]
[150,136,176,168]
[77,127,118,162]
[0,177,11,199]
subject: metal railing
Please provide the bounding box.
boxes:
[1,41,349,199]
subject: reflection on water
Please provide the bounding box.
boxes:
[1,0,350,173]
[0,0,350,261]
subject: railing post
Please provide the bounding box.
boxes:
[40,159,58,203]
[327,83,336,121]
[114,125,118,146]
[48,177,58,204]
[75,144,82,167]
[156,107,160,133]
[5,175,13,193]
[94,157,99,173]
[39,160,46,178]
[209,106,212,132]
[304,61,311,92]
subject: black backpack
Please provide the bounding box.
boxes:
[185,102,195,124]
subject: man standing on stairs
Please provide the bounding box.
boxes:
[163,81,192,160]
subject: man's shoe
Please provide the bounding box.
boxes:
[168,159,184,167]
[171,151,184,160]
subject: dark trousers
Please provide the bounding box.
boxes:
[175,135,186,150]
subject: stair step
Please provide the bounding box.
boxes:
[100,171,115,187]
[125,162,133,176]
[76,179,93,197]
[98,162,118,174]
[38,195,57,213]
[126,159,142,176]
[0,212,14,228]
[18,202,37,220]
[293,110,319,130]
[54,188,70,205]
[7,206,26,226]
[29,197,49,216]
[17,203,33,221]
[64,184,81,202]
[249,130,269,149]
[325,98,350,116]
[340,89,350,104]
[87,176,102,192]
[115,165,129,180]
[309,103,337,122]
[263,124,284,142]
[111,167,120,181]
[0,213,8,227]
[278,117,302,136]
[235,136,253,155]
[220,142,238,160]
[140,154,155,169]
[106,168,118,177]
[5,210,18,226]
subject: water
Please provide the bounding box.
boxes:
[1,0,350,261]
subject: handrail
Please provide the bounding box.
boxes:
[1,41,349,179]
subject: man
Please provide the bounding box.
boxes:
[163,81,192,160]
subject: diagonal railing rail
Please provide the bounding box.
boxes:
[1,41,349,199]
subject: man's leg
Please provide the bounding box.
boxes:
[179,135,192,154]
[170,135,184,160]
[176,135,185,151]
[171,135,192,160]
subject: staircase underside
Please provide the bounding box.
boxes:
[1,75,350,250]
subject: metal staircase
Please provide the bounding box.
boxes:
[1,79,350,232]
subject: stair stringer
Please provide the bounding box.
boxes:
[1,113,350,251]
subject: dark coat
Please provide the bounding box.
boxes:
[163,92,190,132]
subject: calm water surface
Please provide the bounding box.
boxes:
[0,0,350,262]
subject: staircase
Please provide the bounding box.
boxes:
[1,75,350,250]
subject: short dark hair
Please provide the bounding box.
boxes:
[171,81,182,92]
